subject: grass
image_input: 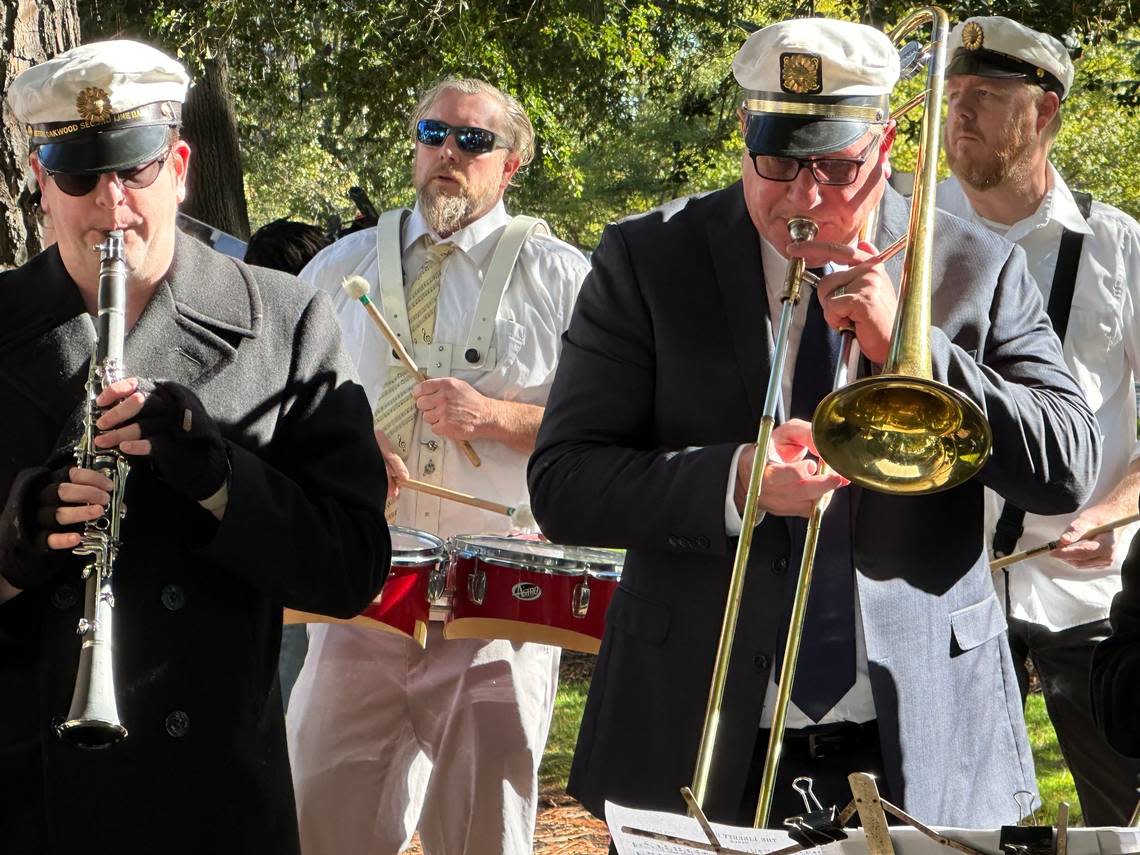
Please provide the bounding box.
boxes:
[1025,692,1082,825]
[539,672,590,789]
[540,672,1082,824]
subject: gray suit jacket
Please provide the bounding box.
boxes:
[528,183,1100,826]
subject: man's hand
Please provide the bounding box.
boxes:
[33,466,113,551]
[374,429,409,501]
[787,239,898,364]
[1052,503,1128,569]
[94,378,229,502]
[735,419,848,518]
[413,377,493,441]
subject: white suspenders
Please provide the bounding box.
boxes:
[374,209,549,376]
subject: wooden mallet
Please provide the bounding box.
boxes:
[342,275,481,468]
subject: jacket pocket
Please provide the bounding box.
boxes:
[949,592,1007,655]
[607,585,671,646]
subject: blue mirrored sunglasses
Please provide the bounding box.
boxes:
[415,119,506,155]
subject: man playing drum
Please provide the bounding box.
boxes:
[286,77,590,855]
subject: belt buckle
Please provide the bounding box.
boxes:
[807,730,841,759]
[807,732,825,759]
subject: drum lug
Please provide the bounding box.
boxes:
[468,568,486,606]
[572,581,591,618]
[427,564,447,603]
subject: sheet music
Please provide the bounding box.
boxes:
[605,801,802,855]
[605,801,1140,855]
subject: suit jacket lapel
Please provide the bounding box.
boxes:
[705,182,772,424]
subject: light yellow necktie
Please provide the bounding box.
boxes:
[373,241,454,519]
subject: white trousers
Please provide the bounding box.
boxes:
[286,623,560,855]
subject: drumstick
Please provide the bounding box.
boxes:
[342,275,481,468]
[400,478,516,517]
[990,511,1140,570]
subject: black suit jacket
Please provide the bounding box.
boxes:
[528,182,1099,826]
[0,236,390,854]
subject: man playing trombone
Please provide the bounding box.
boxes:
[529,16,1100,829]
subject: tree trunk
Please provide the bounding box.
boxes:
[0,0,80,270]
[180,49,250,240]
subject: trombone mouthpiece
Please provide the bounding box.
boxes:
[787,217,818,243]
[342,275,371,301]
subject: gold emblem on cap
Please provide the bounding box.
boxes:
[962,21,984,50]
[780,53,822,95]
[76,87,113,123]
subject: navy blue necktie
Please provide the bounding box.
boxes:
[777,281,856,722]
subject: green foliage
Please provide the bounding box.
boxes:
[79,1,1140,246]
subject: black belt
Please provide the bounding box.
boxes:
[762,720,879,760]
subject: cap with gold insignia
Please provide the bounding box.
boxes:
[733,18,899,158]
[946,16,1073,99]
[6,39,189,174]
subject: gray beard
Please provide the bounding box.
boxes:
[419,191,471,237]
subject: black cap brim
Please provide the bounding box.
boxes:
[745,112,869,158]
[946,48,1065,97]
[36,124,170,173]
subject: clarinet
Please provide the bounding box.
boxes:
[57,230,130,748]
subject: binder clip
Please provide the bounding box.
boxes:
[783,777,849,848]
[999,792,1070,855]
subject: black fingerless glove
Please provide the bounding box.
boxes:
[27,466,82,552]
[130,380,229,502]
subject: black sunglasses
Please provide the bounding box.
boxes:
[415,119,506,155]
[46,151,170,197]
[749,136,880,186]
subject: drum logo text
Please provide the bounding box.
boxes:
[511,582,542,602]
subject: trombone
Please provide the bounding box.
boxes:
[690,6,993,827]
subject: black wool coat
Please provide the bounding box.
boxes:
[0,235,390,854]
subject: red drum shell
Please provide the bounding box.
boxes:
[284,526,445,647]
[444,535,624,653]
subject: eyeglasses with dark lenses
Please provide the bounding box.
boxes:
[749,136,880,186]
[415,119,504,155]
[47,151,170,197]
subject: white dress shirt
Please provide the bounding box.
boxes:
[722,237,876,727]
[299,201,590,540]
[938,169,1140,630]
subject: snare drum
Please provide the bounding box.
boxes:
[284,526,447,647]
[444,535,624,653]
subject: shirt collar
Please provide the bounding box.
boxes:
[941,167,1092,239]
[1043,164,1094,236]
[404,200,511,266]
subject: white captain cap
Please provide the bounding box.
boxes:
[946,16,1073,99]
[733,18,899,157]
[7,39,189,174]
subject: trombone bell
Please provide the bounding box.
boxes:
[813,374,990,493]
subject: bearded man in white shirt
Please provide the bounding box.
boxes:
[285,78,590,855]
[938,15,1140,826]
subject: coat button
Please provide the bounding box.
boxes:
[752,653,771,673]
[771,556,789,576]
[696,535,710,549]
[51,585,78,610]
[160,584,186,611]
[165,710,190,738]
[465,348,480,363]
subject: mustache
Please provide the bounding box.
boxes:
[430,168,468,188]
